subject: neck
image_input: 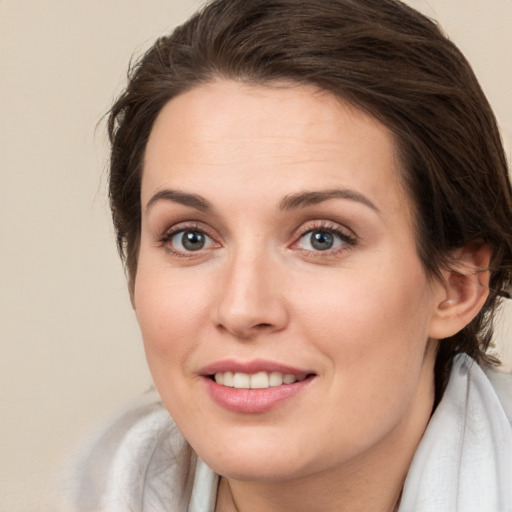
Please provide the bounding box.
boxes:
[216,462,404,512]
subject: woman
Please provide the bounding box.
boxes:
[65,0,512,510]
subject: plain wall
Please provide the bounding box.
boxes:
[1,1,511,510]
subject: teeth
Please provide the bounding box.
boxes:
[233,372,250,388]
[213,371,306,389]
[250,371,269,389]
[283,374,296,384]
[223,372,234,387]
[269,372,283,387]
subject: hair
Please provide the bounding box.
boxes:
[107,0,512,402]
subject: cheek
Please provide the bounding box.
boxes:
[290,257,434,373]
[293,271,434,427]
[133,264,212,371]
[133,266,214,426]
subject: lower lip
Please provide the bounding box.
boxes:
[203,376,314,413]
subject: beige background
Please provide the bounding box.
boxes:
[1,1,511,510]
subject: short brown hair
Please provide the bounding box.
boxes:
[107,0,512,400]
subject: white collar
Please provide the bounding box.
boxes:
[398,354,512,511]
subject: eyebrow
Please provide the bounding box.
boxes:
[146,189,213,213]
[145,187,379,215]
[280,188,380,213]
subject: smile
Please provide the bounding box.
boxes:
[213,371,307,389]
[202,362,316,413]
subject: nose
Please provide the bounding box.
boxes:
[213,249,289,339]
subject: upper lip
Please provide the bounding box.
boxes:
[200,359,314,377]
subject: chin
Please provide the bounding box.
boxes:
[191,430,323,483]
[206,456,307,482]
[189,435,276,476]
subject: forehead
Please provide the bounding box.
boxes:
[142,79,408,218]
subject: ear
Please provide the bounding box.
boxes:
[429,242,492,340]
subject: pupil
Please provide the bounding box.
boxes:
[182,231,205,251]
[311,231,333,250]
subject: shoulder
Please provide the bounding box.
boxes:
[60,389,196,512]
[484,365,512,424]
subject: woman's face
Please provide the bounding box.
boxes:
[134,80,445,481]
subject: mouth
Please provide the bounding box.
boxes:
[210,371,312,389]
[201,361,316,413]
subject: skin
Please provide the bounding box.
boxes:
[133,80,481,512]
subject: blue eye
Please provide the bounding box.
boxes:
[169,230,214,252]
[297,229,350,252]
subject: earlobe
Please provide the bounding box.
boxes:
[429,242,492,339]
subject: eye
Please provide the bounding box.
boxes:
[304,230,337,251]
[295,226,356,253]
[165,229,216,253]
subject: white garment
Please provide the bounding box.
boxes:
[398,355,512,512]
[61,355,512,512]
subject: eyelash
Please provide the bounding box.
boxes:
[158,220,357,258]
[159,222,218,258]
[292,221,357,257]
